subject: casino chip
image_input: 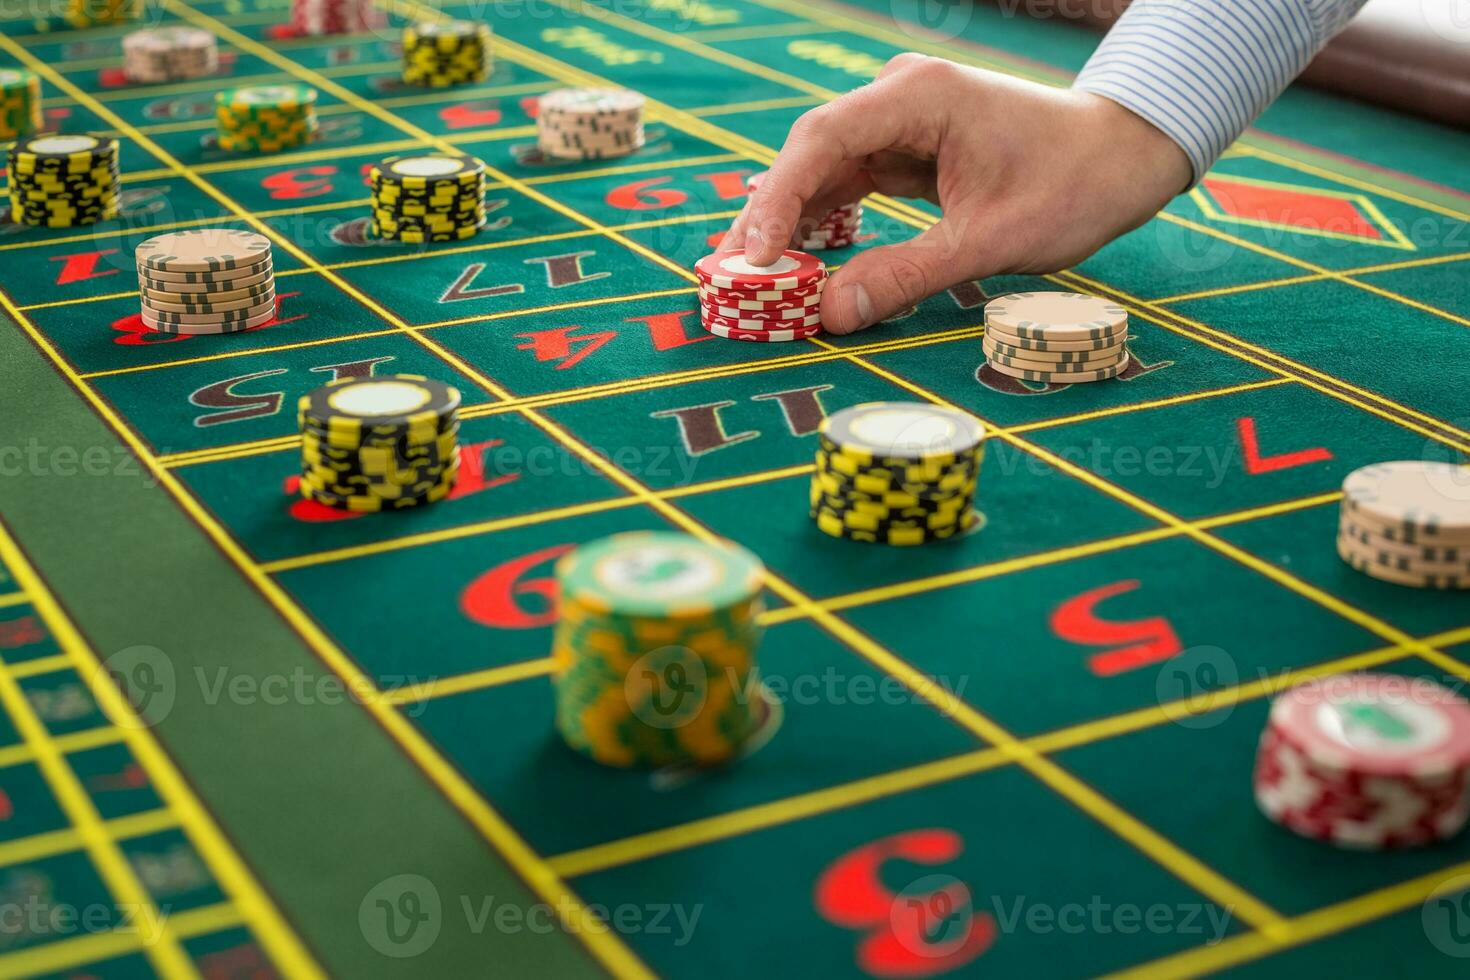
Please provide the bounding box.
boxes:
[1254,673,1470,848]
[983,292,1130,383]
[812,402,986,546]
[134,230,277,335]
[402,20,492,87]
[7,134,120,229]
[694,250,828,343]
[1337,461,1470,588]
[64,0,138,28]
[123,27,218,83]
[297,375,461,511]
[368,153,487,243]
[537,88,645,161]
[0,70,42,141]
[288,0,385,36]
[215,84,318,153]
[551,532,766,768]
[746,171,865,251]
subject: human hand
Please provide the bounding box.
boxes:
[721,54,1192,334]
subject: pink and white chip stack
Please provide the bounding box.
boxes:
[746,171,863,251]
[1254,673,1470,849]
[694,249,827,343]
[288,0,384,36]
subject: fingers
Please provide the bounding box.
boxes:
[741,59,945,265]
[819,221,981,335]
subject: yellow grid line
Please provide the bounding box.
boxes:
[0,725,127,771]
[0,26,643,980]
[549,622,1470,878]
[0,902,242,979]
[0,520,323,977]
[0,807,178,871]
[14,1,1470,975]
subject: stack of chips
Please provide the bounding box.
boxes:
[288,0,384,36]
[134,229,277,335]
[298,375,461,512]
[551,532,766,768]
[64,0,138,28]
[695,249,826,342]
[536,87,645,161]
[983,291,1131,384]
[1337,461,1470,589]
[0,69,42,141]
[7,135,119,229]
[215,84,318,153]
[402,20,493,87]
[812,402,985,546]
[123,27,219,84]
[1254,673,1470,849]
[746,171,863,251]
[369,152,486,243]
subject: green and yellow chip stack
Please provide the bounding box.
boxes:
[552,532,766,769]
[811,402,986,546]
[7,134,119,228]
[0,70,42,142]
[297,375,461,512]
[64,0,139,27]
[215,84,318,153]
[369,152,486,243]
[402,20,493,87]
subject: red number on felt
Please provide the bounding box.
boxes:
[1050,579,1183,677]
[440,101,502,129]
[460,544,575,630]
[694,170,754,200]
[605,177,687,211]
[815,829,995,977]
[262,166,337,200]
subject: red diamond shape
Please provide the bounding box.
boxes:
[1202,177,1382,241]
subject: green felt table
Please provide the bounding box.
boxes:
[2,0,1470,977]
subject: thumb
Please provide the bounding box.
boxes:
[819,222,979,335]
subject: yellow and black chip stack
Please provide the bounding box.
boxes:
[369,152,486,243]
[552,532,767,768]
[402,20,493,87]
[64,0,138,27]
[298,375,462,512]
[215,84,318,153]
[0,70,42,141]
[811,402,986,546]
[7,134,119,228]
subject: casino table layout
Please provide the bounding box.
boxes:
[3,0,1470,977]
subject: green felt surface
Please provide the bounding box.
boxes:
[1,0,1470,977]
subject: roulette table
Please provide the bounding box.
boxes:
[2,0,1470,976]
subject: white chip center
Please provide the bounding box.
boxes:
[327,381,432,417]
[595,547,721,599]
[1316,699,1450,756]
[393,156,466,178]
[850,410,956,453]
[241,87,298,104]
[29,135,96,154]
[717,254,800,277]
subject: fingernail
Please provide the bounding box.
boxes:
[744,226,764,257]
[843,282,874,328]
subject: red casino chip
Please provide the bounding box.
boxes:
[699,279,825,305]
[702,308,822,332]
[698,286,822,313]
[702,301,821,322]
[703,320,823,342]
[695,249,826,291]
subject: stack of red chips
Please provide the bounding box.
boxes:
[289,0,385,36]
[746,171,864,251]
[1254,673,1470,849]
[694,250,827,343]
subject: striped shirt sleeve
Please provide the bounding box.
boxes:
[1073,0,1370,183]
